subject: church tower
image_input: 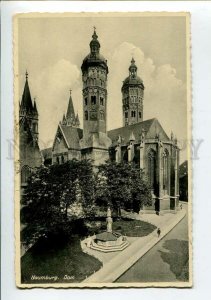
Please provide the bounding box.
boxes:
[122,58,144,126]
[20,71,39,142]
[80,28,111,165]
[81,28,108,139]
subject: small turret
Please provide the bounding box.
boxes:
[75,113,80,127]
[33,99,38,116]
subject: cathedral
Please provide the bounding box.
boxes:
[19,71,42,195]
[20,29,180,212]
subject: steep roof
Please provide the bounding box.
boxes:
[59,124,83,150]
[108,118,170,146]
[20,77,33,112]
[66,94,76,121]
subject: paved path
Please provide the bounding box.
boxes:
[116,202,189,283]
[82,207,186,284]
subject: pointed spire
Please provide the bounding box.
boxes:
[20,71,33,112]
[75,113,80,127]
[66,89,76,122]
[62,113,67,125]
[33,98,38,115]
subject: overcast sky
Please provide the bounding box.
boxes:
[17,14,188,162]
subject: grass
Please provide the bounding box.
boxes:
[21,235,102,283]
[21,217,156,283]
[159,239,189,281]
[85,217,156,237]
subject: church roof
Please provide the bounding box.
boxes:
[81,29,108,73]
[122,75,144,87]
[66,93,76,121]
[60,124,83,150]
[108,118,170,146]
[122,58,144,90]
[81,53,108,72]
[20,74,34,112]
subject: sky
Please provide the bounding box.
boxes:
[17,14,188,162]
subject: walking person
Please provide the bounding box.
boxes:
[157,228,161,238]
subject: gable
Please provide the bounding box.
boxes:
[54,135,68,152]
[52,126,69,152]
[146,119,170,141]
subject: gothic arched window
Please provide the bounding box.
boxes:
[163,149,169,192]
[57,157,60,164]
[21,165,31,184]
[139,112,142,119]
[85,98,88,105]
[61,155,64,164]
[125,111,128,119]
[85,111,88,120]
[148,149,156,191]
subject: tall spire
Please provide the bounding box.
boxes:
[20,71,33,112]
[66,89,76,122]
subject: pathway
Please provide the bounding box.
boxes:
[116,202,189,283]
[82,207,186,284]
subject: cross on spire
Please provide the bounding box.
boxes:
[25,70,28,80]
[69,88,72,95]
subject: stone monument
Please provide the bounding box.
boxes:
[90,207,129,252]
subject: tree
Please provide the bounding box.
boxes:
[96,161,152,217]
[21,159,95,246]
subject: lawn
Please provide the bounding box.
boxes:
[85,217,156,237]
[21,235,102,283]
[159,239,189,281]
[21,217,156,283]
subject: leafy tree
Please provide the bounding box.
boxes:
[96,161,152,217]
[21,159,95,246]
